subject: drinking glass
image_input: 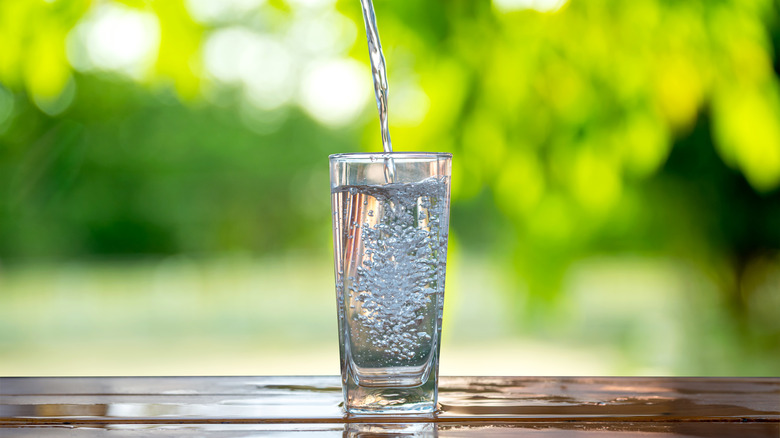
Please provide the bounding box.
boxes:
[330,152,452,414]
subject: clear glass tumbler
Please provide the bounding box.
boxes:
[330,152,452,414]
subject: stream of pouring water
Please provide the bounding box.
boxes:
[359,0,395,183]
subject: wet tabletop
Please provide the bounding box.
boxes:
[1,376,778,436]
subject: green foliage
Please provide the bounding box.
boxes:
[0,75,349,258]
[0,0,778,373]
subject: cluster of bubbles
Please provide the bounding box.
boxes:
[341,177,447,363]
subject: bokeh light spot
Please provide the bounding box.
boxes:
[493,0,568,13]
[299,58,370,127]
[203,27,254,84]
[391,81,430,127]
[286,11,357,57]
[66,2,160,78]
[240,36,295,110]
[185,0,266,24]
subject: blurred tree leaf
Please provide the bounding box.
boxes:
[0,0,778,373]
[151,0,203,99]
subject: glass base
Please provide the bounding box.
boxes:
[343,366,437,414]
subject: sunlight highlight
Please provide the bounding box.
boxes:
[299,59,370,127]
[66,3,160,79]
[493,0,568,13]
[204,28,295,111]
[185,0,266,24]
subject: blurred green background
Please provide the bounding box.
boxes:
[1,0,779,376]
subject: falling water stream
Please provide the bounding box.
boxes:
[359,0,395,183]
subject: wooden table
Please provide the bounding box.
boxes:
[1,376,778,436]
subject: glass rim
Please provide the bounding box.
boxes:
[329,152,452,161]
